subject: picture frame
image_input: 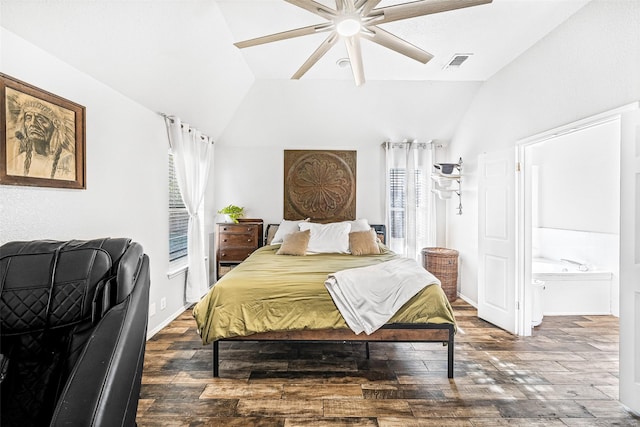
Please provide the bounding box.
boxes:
[0,73,86,189]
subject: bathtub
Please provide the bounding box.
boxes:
[532,257,613,315]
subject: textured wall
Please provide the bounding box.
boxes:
[0,29,189,336]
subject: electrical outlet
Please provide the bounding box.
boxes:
[160,297,167,310]
[149,302,156,317]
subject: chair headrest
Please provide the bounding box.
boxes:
[0,238,135,334]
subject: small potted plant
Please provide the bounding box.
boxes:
[218,204,245,223]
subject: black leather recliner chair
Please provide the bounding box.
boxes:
[0,238,150,427]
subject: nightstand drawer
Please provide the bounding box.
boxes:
[218,224,259,235]
[218,233,258,247]
[218,248,255,262]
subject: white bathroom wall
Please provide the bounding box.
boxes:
[530,120,620,234]
[533,228,619,273]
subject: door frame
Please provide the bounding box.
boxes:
[515,103,638,337]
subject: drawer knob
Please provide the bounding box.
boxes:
[223,239,228,242]
[221,253,226,257]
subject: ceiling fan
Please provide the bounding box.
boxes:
[234,0,493,86]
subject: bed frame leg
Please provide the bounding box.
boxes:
[365,341,370,359]
[213,341,219,377]
[447,326,454,379]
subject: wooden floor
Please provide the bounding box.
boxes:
[137,300,640,426]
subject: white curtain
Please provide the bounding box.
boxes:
[165,116,213,303]
[384,140,436,259]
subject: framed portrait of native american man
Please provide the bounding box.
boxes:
[0,73,86,189]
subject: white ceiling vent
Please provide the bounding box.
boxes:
[445,54,472,69]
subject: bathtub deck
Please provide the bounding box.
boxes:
[533,258,614,315]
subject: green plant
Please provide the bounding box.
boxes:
[217,204,244,223]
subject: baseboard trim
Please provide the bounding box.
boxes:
[147,304,190,339]
[458,293,478,308]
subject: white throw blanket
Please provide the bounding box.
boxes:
[324,257,441,335]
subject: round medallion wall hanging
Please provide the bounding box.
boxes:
[283,150,356,222]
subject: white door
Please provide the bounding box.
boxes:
[478,149,518,334]
[619,105,640,414]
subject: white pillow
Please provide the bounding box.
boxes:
[271,219,308,244]
[348,218,371,233]
[299,222,351,254]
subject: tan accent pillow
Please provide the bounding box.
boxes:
[349,229,381,256]
[276,229,311,256]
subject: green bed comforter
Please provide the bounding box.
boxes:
[193,245,457,344]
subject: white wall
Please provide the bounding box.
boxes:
[531,120,620,234]
[0,29,192,335]
[448,0,640,304]
[214,79,482,230]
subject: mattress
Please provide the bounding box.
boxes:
[193,244,456,344]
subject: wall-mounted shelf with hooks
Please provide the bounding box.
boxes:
[432,157,462,215]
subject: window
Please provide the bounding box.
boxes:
[169,153,188,261]
[384,141,435,258]
[389,168,426,240]
[389,168,406,239]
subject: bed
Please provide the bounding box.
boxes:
[193,221,457,378]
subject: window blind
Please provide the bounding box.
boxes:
[389,168,426,240]
[169,153,188,261]
[389,168,406,239]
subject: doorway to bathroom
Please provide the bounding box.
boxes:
[481,102,640,414]
[477,114,621,335]
[521,117,621,328]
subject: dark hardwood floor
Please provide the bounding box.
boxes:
[136,300,640,426]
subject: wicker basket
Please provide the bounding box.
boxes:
[421,247,459,303]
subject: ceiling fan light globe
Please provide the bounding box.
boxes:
[336,18,361,37]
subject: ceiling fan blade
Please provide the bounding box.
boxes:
[362,25,433,64]
[234,23,332,49]
[344,0,356,13]
[373,0,492,24]
[354,0,368,9]
[285,0,337,19]
[344,35,366,86]
[292,33,339,80]
[360,0,383,16]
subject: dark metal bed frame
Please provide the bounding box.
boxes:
[211,223,456,379]
[213,323,455,378]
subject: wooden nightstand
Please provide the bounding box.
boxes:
[216,219,263,280]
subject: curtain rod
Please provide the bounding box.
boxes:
[381,140,435,147]
[159,112,214,144]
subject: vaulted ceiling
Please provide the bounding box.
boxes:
[1,0,590,138]
[217,0,588,82]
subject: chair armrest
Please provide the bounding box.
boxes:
[50,254,150,427]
